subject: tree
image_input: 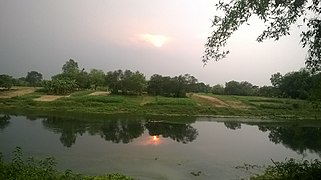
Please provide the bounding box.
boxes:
[147,74,165,96]
[105,70,146,95]
[76,68,90,89]
[61,59,80,81]
[62,59,79,75]
[279,70,312,99]
[270,72,283,88]
[89,69,105,90]
[43,78,78,95]
[203,0,321,72]
[25,71,43,87]
[105,70,123,94]
[212,84,225,95]
[0,74,13,90]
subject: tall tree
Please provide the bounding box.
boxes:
[25,71,43,87]
[270,72,283,88]
[279,70,312,99]
[62,59,80,79]
[0,74,13,90]
[89,69,105,90]
[203,0,321,72]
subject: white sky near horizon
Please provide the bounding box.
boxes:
[0,0,307,86]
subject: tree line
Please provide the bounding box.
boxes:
[211,69,321,101]
[1,59,320,101]
[0,59,211,97]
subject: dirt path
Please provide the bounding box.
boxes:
[191,94,250,109]
[0,87,36,98]
[88,91,109,96]
[191,94,229,107]
[34,95,69,102]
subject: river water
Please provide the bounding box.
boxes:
[0,114,320,179]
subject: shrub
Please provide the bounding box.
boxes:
[251,158,321,180]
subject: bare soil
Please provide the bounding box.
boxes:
[34,95,69,102]
[192,94,250,109]
[191,94,229,107]
[88,91,109,96]
[0,87,36,98]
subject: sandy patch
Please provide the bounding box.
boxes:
[89,91,109,96]
[192,94,250,109]
[0,87,36,98]
[192,94,228,107]
[34,95,68,102]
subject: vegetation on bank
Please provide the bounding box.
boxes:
[2,147,320,180]
[0,88,320,119]
[0,147,132,180]
[250,159,321,180]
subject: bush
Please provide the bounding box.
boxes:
[0,147,133,180]
[251,158,321,180]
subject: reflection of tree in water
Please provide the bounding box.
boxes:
[259,125,321,155]
[100,120,144,143]
[42,117,88,147]
[39,115,198,147]
[42,117,144,147]
[145,122,198,144]
[0,114,10,130]
[224,122,241,130]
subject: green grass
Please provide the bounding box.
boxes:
[0,90,320,119]
[153,96,197,106]
[65,95,125,103]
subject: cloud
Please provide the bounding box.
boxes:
[137,33,171,47]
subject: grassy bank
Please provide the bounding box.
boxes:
[0,147,132,180]
[0,89,320,120]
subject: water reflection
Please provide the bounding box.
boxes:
[100,120,144,144]
[42,116,88,147]
[224,122,241,130]
[145,121,198,144]
[222,122,321,156]
[258,125,321,156]
[0,115,10,130]
[40,116,198,147]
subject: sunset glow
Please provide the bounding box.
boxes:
[153,135,159,141]
[138,34,169,47]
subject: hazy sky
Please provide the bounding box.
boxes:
[0,0,307,86]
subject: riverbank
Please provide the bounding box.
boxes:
[0,89,320,120]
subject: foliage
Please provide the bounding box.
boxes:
[251,158,321,180]
[203,0,321,72]
[257,85,280,97]
[0,74,14,90]
[89,69,105,90]
[279,70,312,99]
[67,95,125,104]
[270,72,283,89]
[212,84,225,95]
[105,69,146,95]
[26,71,43,87]
[0,147,133,180]
[62,59,80,79]
[147,74,205,97]
[270,69,321,99]
[43,78,78,95]
[225,80,256,96]
[76,69,90,89]
[13,77,29,86]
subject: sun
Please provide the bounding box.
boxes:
[138,34,169,47]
